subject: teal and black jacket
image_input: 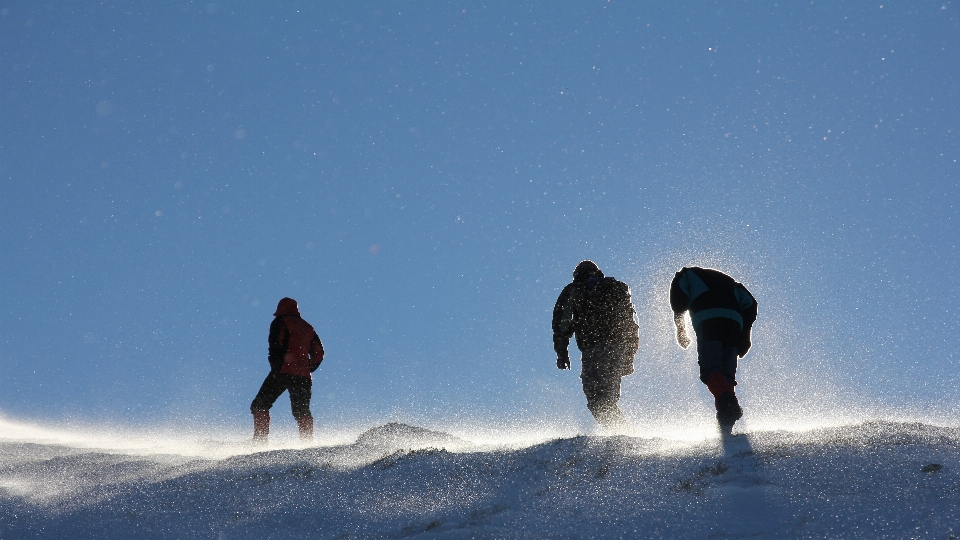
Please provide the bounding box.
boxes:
[670,267,757,354]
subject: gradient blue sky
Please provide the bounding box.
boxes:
[2,2,957,434]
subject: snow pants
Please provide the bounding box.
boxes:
[695,318,741,386]
[694,318,744,426]
[250,372,312,418]
[580,348,630,427]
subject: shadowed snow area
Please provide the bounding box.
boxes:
[2,417,959,539]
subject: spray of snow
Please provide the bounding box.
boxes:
[2,414,959,539]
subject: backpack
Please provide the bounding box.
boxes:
[577,277,639,350]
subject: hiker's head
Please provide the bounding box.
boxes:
[573,260,604,282]
[274,297,300,316]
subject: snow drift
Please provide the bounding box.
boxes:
[1,418,958,539]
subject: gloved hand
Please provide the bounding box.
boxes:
[674,312,691,349]
[556,353,571,370]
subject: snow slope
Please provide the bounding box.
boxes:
[1,418,958,539]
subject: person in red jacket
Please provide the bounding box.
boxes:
[250,297,324,444]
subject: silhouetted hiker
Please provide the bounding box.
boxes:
[250,297,324,444]
[670,267,757,434]
[553,261,640,429]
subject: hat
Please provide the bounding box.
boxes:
[274,297,300,316]
[573,260,604,281]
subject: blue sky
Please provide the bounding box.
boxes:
[1,2,957,434]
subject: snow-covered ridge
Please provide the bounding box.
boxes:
[2,420,958,539]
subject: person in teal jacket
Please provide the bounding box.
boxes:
[670,267,757,433]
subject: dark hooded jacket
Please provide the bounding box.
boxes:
[269,298,325,378]
[669,267,757,356]
[552,264,640,374]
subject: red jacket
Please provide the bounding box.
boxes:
[268,314,324,378]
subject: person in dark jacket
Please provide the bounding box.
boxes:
[670,267,757,433]
[250,297,324,444]
[553,261,640,429]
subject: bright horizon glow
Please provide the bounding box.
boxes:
[4,408,956,465]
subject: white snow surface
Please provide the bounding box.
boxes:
[1,416,958,539]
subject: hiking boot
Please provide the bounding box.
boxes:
[253,411,270,445]
[715,392,743,430]
[296,415,314,442]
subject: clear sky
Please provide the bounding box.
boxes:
[1,2,957,435]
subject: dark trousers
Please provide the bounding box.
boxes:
[580,348,628,426]
[581,371,623,424]
[696,339,739,386]
[250,372,312,418]
[695,318,741,386]
[695,318,744,425]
